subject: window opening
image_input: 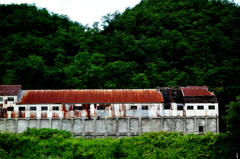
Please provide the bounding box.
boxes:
[19,107,25,111]
[97,106,104,110]
[142,106,148,110]
[0,108,2,111]
[131,106,137,110]
[187,106,194,110]
[74,106,83,110]
[164,104,170,109]
[7,107,14,111]
[8,97,14,101]
[30,107,36,111]
[0,104,3,107]
[197,106,204,110]
[41,106,48,111]
[209,105,215,110]
[0,97,3,101]
[177,105,183,110]
[199,126,203,133]
[52,106,59,111]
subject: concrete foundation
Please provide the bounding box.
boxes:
[0,117,219,137]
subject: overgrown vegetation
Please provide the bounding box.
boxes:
[0,127,237,158]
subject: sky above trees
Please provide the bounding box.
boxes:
[0,0,141,27]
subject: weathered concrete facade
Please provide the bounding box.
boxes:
[0,117,218,138]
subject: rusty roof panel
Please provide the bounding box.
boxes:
[0,85,21,96]
[18,89,163,104]
[180,86,215,96]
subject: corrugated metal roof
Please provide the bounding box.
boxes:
[0,85,21,96]
[180,86,214,96]
[18,89,163,104]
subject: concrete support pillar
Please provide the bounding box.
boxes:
[217,116,219,133]
[194,116,197,133]
[149,117,151,133]
[205,117,207,133]
[60,118,62,130]
[183,117,186,133]
[71,118,74,133]
[15,119,18,132]
[4,119,6,132]
[161,117,164,131]
[105,118,108,138]
[38,119,40,129]
[116,117,118,137]
[139,117,142,134]
[49,118,52,129]
[172,117,174,132]
[127,117,130,136]
[82,118,85,137]
[27,118,29,128]
[93,118,96,137]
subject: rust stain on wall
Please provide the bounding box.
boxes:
[110,111,115,117]
[52,112,59,118]
[3,108,7,118]
[11,111,15,118]
[74,111,81,117]
[41,112,47,118]
[19,111,25,118]
[183,110,186,116]
[30,112,36,118]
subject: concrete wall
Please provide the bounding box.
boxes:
[0,117,219,138]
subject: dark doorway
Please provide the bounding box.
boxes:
[199,126,203,133]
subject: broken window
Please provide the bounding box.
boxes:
[19,107,25,111]
[131,106,137,110]
[177,105,183,110]
[187,106,194,110]
[199,126,203,133]
[7,97,14,101]
[97,106,104,110]
[164,104,170,109]
[30,107,36,111]
[142,106,148,110]
[197,106,204,110]
[74,106,82,110]
[41,106,48,111]
[7,107,14,111]
[0,97,3,101]
[208,105,215,110]
[52,106,59,111]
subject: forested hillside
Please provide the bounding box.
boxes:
[0,0,240,131]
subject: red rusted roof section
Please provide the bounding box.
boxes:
[0,85,21,96]
[180,86,214,96]
[18,89,163,104]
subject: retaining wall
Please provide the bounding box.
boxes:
[0,117,219,138]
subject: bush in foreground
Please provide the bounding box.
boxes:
[0,128,237,158]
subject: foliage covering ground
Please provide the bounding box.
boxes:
[0,127,238,159]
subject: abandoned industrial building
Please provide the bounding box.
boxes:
[0,85,219,138]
